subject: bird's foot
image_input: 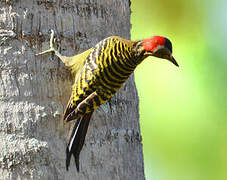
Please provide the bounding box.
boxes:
[36,29,57,56]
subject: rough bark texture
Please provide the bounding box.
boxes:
[0,0,145,179]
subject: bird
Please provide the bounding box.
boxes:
[36,29,178,172]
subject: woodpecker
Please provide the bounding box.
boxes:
[36,30,178,172]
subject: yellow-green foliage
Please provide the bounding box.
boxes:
[131,0,227,180]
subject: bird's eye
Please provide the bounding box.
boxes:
[163,54,170,59]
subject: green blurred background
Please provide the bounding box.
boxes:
[131,0,227,179]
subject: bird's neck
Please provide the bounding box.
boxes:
[131,40,147,65]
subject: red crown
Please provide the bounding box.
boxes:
[142,36,165,52]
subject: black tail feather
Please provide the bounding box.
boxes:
[73,151,80,172]
[66,116,82,171]
[66,147,70,171]
[66,112,93,171]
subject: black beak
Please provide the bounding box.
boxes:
[169,56,179,67]
[153,47,179,67]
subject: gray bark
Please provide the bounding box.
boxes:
[0,0,145,179]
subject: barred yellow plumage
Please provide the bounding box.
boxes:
[36,30,178,172]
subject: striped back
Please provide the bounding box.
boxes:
[87,36,138,96]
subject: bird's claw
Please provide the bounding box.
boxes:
[49,29,55,49]
[36,29,56,56]
[35,47,55,56]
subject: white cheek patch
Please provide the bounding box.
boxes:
[153,45,164,53]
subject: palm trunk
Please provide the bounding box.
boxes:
[0,0,145,179]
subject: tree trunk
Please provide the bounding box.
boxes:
[0,0,145,179]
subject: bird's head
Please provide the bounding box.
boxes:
[141,36,179,67]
